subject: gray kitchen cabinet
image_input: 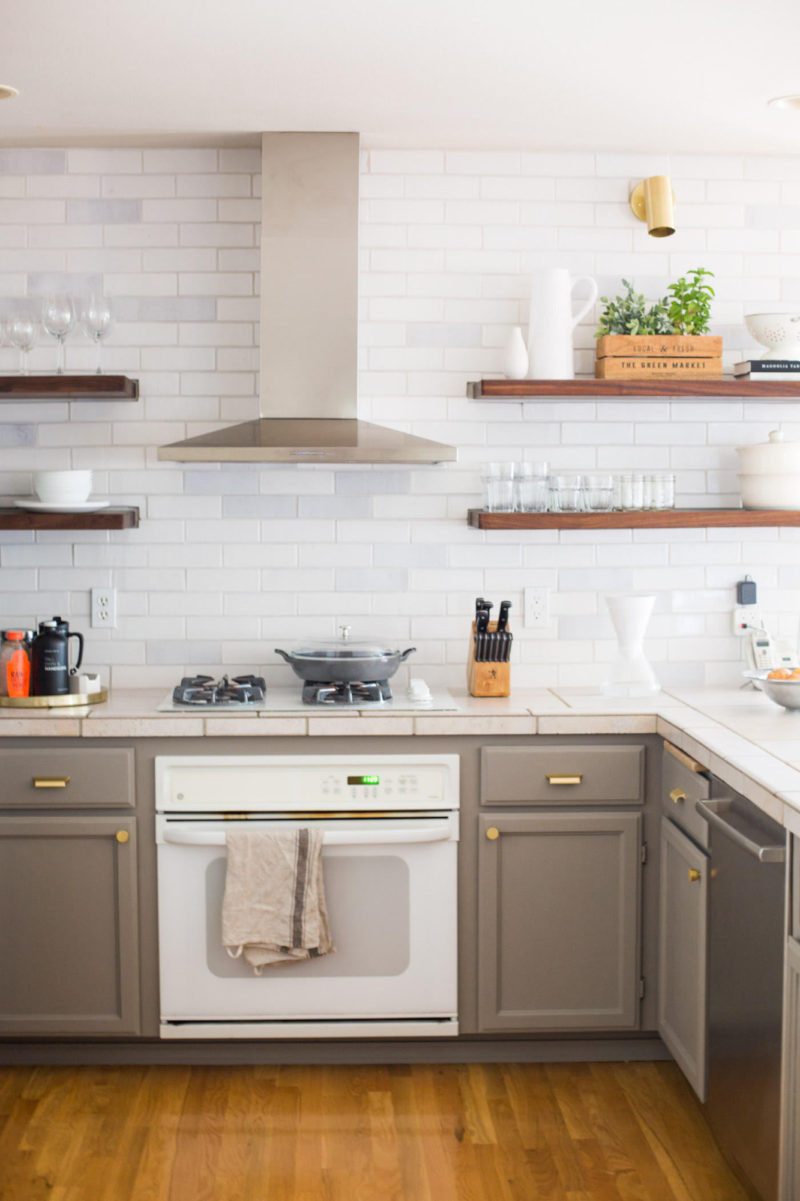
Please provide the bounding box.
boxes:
[0,815,140,1036]
[657,815,708,1101]
[782,936,800,1201]
[477,810,642,1032]
[2,747,134,809]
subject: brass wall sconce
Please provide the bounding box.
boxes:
[630,175,676,238]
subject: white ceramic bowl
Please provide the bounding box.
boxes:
[745,312,800,359]
[739,474,800,510]
[33,470,92,504]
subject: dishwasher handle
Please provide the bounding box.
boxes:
[161,824,454,848]
[695,798,786,864]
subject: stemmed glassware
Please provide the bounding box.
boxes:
[8,307,38,376]
[81,295,113,374]
[41,294,75,374]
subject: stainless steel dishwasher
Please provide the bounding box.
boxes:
[697,786,787,1201]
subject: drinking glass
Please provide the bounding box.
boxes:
[513,461,549,512]
[582,474,614,512]
[81,295,113,374]
[41,294,75,374]
[8,307,38,375]
[481,462,515,512]
[548,473,583,513]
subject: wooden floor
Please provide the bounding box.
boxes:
[0,1060,750,1200]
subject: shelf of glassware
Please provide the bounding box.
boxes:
[467,378,800,399]
[0,507,140,531]
[467,508,800,530]
[0,375,138,401]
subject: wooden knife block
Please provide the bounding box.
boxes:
[467,620,511,697]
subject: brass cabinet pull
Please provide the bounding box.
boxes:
[486,827,500,841]
[688,868,701,883]
[670,787,687,804]
[33,776,70,789]
[115,830,130,844]
[546,774,583,786]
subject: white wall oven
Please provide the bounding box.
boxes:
[155,754,459,1039]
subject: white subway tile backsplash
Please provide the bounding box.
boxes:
[0,142,797,688]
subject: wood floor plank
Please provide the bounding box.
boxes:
[0,1060,754,1201]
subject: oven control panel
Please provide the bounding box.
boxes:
[156,754,460,813]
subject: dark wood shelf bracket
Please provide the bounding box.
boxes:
[0,507,140,531]
[468,508,800,531]
[0,375,138,401]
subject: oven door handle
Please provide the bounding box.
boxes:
[161,824,455,847]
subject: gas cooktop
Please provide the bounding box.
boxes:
[158,675,459,713]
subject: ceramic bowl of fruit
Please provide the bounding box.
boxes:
[744,667,800,710]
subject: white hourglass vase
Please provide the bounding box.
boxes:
[82,295,113,374]
[42,293,75,375]
[603,592,660,698]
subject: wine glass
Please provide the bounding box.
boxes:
[8,307,38,376]
[81,295,113,374]
[41,294,75,375]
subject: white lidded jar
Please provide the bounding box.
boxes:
[736,428,800,509]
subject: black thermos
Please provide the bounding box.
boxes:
[31,617,84,697]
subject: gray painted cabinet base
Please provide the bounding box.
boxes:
[477,810,642,1033]
[0,816,140,1036]
[657,816,708,1101]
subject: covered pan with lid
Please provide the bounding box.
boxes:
[275,626,416,683]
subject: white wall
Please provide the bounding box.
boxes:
[0,144,799,691]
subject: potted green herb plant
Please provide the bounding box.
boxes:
[595,268,722,379]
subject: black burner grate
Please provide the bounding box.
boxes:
[172,674,266,706]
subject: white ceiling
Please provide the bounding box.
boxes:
[3,0,800,153]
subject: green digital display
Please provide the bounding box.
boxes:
[348,775,380,785]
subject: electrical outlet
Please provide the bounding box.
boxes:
[733,606,763,637]
[524,586,549,629]
[91,587,116,629]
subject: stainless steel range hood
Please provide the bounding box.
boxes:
[158,133,456,465]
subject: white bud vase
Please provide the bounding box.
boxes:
[502,326,529,379]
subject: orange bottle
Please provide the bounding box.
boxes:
[0,631,31,698]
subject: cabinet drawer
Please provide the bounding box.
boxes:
[1,749,134,809]
[661,748,709,849]
[481,745,644,805]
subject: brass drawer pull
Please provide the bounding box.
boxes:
[116,830,130,844]
[486,827,500,841]
[33,776,71,789]
[688,868,701,883]
[670,787,687,804]
[546,774,583,786]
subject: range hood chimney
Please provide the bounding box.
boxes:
[158,133,457,465]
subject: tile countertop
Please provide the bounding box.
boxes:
[7,683,800,834]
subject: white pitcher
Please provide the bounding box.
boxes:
[526,268,598,379]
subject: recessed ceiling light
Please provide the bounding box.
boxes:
[768,95,800,110]
[0,84,18,100]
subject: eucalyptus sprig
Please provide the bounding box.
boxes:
[667,267,715,335]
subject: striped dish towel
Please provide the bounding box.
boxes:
[222,828,334,973]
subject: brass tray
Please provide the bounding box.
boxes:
[0,689,108,709]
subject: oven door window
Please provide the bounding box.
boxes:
[205,853,410,977]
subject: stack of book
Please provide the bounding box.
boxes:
[734,359,800,380]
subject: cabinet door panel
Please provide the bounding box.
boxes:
[0,816,140,1036]
[478,811,641,1032]
[782,937,800,1201]
[658,816,707,1100]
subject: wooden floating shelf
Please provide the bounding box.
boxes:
[468,508,800,530]
[0,507,140,531]
[468,378,800,399]
[0,374,138,401]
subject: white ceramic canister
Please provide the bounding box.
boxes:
[736,429,800,508]
[526,267,598,380]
